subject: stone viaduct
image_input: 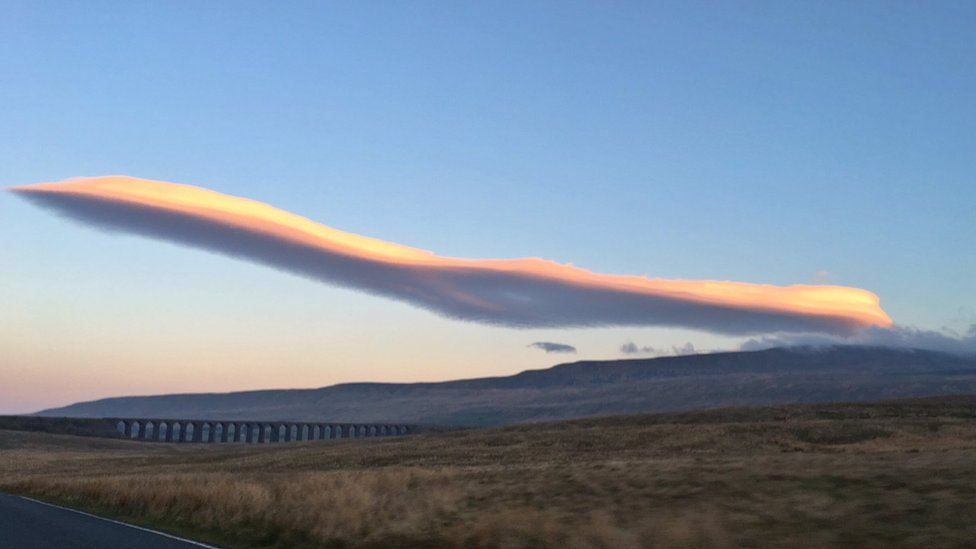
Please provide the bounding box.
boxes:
[0,415,415,443]
[115,419,413,443]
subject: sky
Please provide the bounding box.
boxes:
[2,2,974,414]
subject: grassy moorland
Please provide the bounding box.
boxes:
[2,397,975,548]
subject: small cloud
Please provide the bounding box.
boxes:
[620,341,656,355]
[673,342,697,355]
[528,341,577,354]
[620,341,698,356]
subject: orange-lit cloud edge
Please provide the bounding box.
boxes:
[10,176,892,335]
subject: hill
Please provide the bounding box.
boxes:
[37,346,976,426]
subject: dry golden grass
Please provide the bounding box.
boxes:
[1,398,975,548]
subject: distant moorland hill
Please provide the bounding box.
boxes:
[37,346,976,426]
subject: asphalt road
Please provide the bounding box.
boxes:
[0,493,213,548]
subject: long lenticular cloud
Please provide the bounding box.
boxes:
[10,176,892,335]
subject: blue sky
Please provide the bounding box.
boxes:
[2,2,974,412]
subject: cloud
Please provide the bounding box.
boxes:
[10,176,893,335]
[528,342,577,353]
[672,342,698,356]
[621,341,699,356]
[620,342,652,354]
[740,324,976,355]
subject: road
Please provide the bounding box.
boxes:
[0,493,213,548]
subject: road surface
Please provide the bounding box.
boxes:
[0,493,213,548]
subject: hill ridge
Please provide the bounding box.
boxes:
[37,346,976,426]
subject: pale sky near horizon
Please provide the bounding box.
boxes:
[2,2,974,413]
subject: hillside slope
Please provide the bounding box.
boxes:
[37,346,976,426]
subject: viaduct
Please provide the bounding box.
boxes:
[115,418,413,443]
[0,415,414,444]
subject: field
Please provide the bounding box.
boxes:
[2,397,975,548]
